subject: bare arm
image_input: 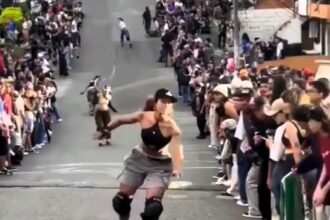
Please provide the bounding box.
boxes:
[225,101,239,121]
[167,117,184,173]
[285,122,302,165]
[106,111,143,131]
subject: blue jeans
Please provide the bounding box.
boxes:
[35,116,45,145]
[51,102,61,120]
[237,149,252,203]
[179,85,191,104]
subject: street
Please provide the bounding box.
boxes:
[0,0,246,219]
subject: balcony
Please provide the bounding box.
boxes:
[309,3,330,19]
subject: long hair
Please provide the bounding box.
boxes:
[144,95,155,111]
[143,95,174,118]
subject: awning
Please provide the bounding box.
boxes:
[315,60,330,81]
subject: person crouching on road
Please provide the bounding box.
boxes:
[118,18,132,48]
[94,86,117,146]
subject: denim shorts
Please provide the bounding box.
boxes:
[24,116,35,133]
[117,147,173,189]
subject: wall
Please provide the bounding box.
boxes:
[238,9,295,42]
[297,0,308,16]
[277,17,306,44]
[254,0,294,9]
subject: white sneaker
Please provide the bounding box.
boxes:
[208,144,217,149]
[242,212,262,218]
[223,179,232,186]
[33,145,43,150]
[215,155,221,160]
[236,200,248,207]
[57,118,63,122]
[234,195,241,201]
[212,178,226,185]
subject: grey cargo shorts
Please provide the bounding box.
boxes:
[117,148,173,189]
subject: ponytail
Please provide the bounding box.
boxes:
[144,95,155,111]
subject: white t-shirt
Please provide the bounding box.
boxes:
[71,19,78,33]
[276,41,284,57]
[235,113,251,153]
[269,124,286,162]
[22,21,29,30]
[119,21,127,30]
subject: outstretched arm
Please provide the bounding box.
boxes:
[108,101,118,113]
[167,117,184,175]
[106,111,143,131]
[94,111,143,140]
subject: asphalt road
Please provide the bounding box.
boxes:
[0,0,247,219]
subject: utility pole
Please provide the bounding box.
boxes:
[233,0,240,69]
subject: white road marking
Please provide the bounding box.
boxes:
[113,9,141,16]
[184,166,218,170]
[35,162,122,169]
[35,162,215,170]
[166,194,188,199]
[169,181,193,189]
[215,195,235,200]
[111,75,170,93]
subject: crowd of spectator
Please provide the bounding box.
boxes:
[151,0,330,219]
[0,0,84,175]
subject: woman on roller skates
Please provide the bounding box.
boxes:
[94,88,184,220]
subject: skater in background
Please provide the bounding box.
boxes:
[142,6,151,36]
[80,75,101,115]
[94,86,117,146]
[118,18,132,48]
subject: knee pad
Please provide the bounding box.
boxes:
[140,197,163,220]
[112,192,132,216]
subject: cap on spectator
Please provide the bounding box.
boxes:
[241,80,253,89]
[220,119,237,131]
[264,98,288,116]
[4,76,14,83]
[213,84,229,98]
[194,38,202,43]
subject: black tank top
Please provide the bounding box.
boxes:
[141,123,172,151]
[282,121,306,149]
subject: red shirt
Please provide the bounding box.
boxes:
[318,135,330,205]
[2,93,13,117]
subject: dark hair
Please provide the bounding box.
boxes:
[292,105,310,123]
[294,78,306,91]
[253,96,266,112]
[281,89,301,106]
[144,96,155,111]
[310,106,327,122]
[271,75,287,103]
[311,80,329,98]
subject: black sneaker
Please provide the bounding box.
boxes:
[212,172,225,179]
[196,134,206,139]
